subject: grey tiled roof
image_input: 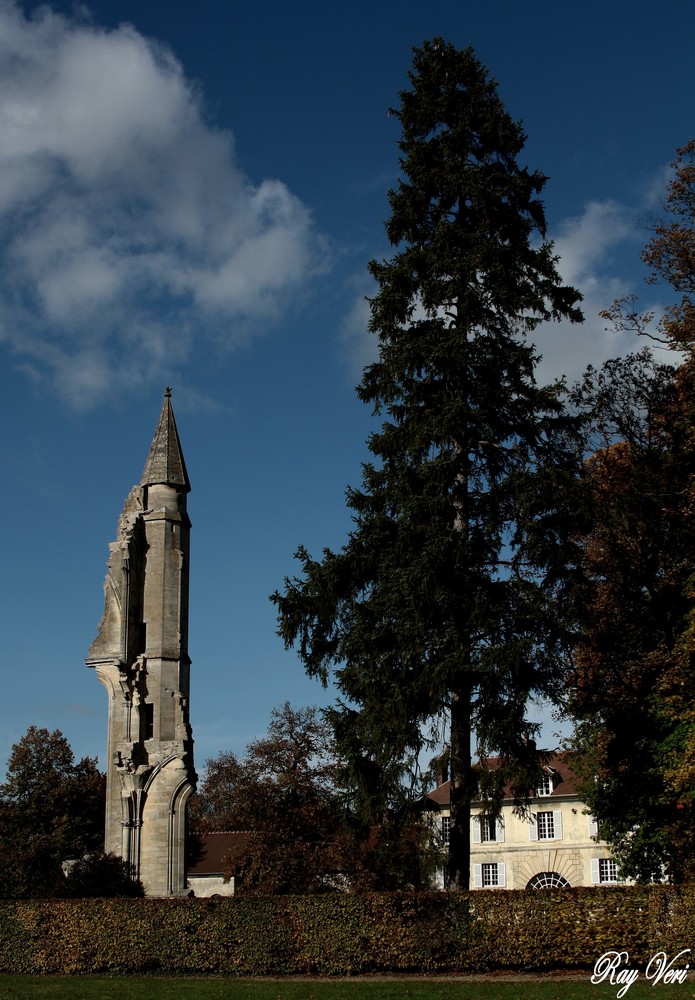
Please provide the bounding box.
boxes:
[141,387,190,491]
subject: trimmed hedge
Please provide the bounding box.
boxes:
[0,886,692,976]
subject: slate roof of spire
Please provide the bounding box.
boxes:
[141,387,191,492]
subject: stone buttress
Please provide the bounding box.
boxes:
[86,389,196,895]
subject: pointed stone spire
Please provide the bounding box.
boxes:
[141,387,190,492]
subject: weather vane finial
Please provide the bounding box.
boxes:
[165,386,172,398]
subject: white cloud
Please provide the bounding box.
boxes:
[532,199,664,388]
[552,200,633,288]
[0,1,325,407]
[339,282,376,378]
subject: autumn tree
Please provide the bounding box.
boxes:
[272,40,582,887]
[192,703,370,894]
[644,139,695,351]
[569,140,695,881]
[0,726,105,897]
[567,353,691,878]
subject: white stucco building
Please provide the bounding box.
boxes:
[428,753,620,889]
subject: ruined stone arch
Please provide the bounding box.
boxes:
[87,390,196,896]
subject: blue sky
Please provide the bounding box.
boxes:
[1,0,693,778]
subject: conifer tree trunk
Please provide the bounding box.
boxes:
[448,685,474,888]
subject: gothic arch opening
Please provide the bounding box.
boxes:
[526,871,571,889]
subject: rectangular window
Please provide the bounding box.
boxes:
[472,814,504,844]
[441,816,450,844]
[599,858,619,883]
[474,862,506,888]
[536,811,555,840]
[482,863,499,887]
[592,858,621,884]
[480,815,497,842]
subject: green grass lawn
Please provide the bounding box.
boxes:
[0,976,689,1000]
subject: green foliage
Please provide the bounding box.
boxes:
[0,727,105,898]
[272,38,582,888]
[0,887,691,976]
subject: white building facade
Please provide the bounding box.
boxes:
[429,753,620,889]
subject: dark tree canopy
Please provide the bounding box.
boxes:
[0,726,105,898]
[273,40,582,887]
[569,353,695,880]
[62,852,144,898]
[569,141,695,882]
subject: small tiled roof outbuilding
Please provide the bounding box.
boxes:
[187,831,251,876]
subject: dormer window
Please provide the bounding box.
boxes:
[536,773,553,796]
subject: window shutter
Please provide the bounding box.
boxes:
[529,815,538,841]
[591,858,600,884]
[553,810,563,840]
[473,864,482,888]
[588,815,599,838]
[497,862,506,887]
[472,815,481,845]
[495,817,505,844]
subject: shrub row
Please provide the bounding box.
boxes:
[0,885,692,976]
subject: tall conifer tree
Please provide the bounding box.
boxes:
[273,40,582,887]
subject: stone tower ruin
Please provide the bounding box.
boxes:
[86,388,196,895]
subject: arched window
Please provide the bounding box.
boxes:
[526,871,571,889]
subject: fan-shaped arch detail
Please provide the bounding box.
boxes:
[526,871,571,889]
